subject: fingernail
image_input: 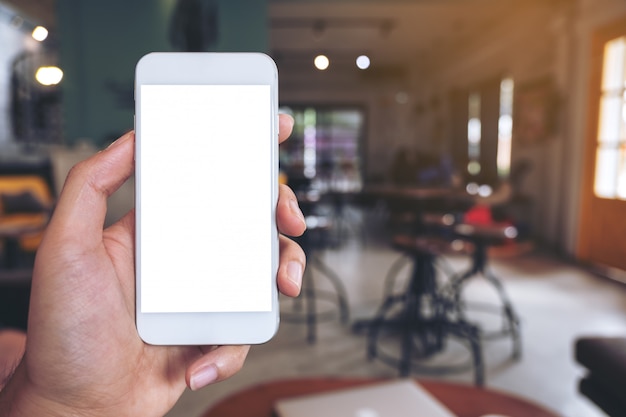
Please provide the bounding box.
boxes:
[289,199,306,227]
[106,130,133,150]
[190,364,218,391]
[287,261,303,289]
[105,137,122,150]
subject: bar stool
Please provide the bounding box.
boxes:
[364,234,485,385]
[446,222,522,360]
[280,214,350,343]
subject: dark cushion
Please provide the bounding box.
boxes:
[576,337,626,386]
[579,376,626,417]
[1,191,47,214]
[576,337,626,415]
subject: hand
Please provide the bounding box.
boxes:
[0,329,26,390]
[0,114,306,417]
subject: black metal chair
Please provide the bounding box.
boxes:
[280,211,350,344]
[445,222,523,361]
[361,234,485,386]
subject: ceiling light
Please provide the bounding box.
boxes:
[32,26,49,42]
[36,66,63,86]
[314,55,329,70]
[356,55,370,70]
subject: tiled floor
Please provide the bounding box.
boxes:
[166,217,626,417]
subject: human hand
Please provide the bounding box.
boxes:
[0,114,306,417]
[0,329,26,391]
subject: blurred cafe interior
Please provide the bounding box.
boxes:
[0,0,626,416]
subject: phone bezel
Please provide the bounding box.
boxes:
[134,52,280,345]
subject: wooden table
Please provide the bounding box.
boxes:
[202,377,561,417]
[361,185,461,200]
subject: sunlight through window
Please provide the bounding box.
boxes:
[467,92,481,176]
[498,78,514,177]
[595,36,626,200]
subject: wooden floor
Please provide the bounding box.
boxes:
[166,212,626,417]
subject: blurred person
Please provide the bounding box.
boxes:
[390,146,416,185]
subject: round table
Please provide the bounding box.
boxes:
[202,377,561,417]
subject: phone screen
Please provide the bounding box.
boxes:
[138,84,273,314]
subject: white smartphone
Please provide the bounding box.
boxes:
[134,52,279,345]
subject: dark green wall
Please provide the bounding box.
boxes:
[57,0,268,146]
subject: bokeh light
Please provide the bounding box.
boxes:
[314,55,330,70]
[35,66,63,86]
[32,26,49,42]
[356,55,370,70]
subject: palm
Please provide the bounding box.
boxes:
[26,214,198,416]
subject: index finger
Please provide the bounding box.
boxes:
[45,131,135,247]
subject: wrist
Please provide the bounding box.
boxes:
[0,362,91,417]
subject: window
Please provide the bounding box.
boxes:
[279,106,365,193]
[465,77,514,181]
[498,78,514,177]
[594,36,626,200]
[467,92,482,176]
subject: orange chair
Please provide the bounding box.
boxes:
[0,175,53,261]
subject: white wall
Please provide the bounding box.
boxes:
[420,0,626,253]
[416,1,565,248]
[425,0,626,253]
[279,0,626,254]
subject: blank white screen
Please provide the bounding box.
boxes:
[139,84,272,313]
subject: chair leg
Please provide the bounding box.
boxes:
[484,269,522,359]
[281,252,350,344]
[463,322,485,386]
[311,256,350,323]
[366,294,401,360]
[399,292,418,377]
[449,269,474,321]
[383,255,411,297]
[304,267,317,344]
[447,263,522,361]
